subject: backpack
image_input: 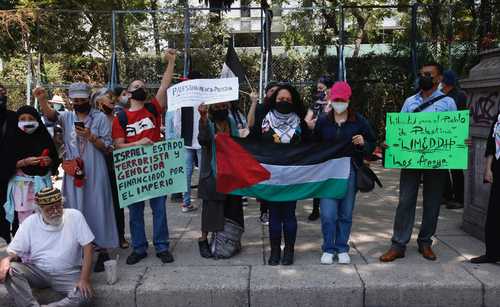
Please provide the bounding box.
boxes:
[117,103,159,132]
[210,218,244,259]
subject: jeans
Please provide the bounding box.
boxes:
[391,169,447,251]
[268,201,297,244]
[5,262,88,307]
[129,196,169,255]
[183,148,202,206]
[320,169,357,254]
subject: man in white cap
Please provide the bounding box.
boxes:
[0,187,95,307]
[35,82,119,272]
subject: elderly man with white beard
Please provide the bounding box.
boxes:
[0,187,95,307]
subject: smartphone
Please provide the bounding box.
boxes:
[74,121,85,129]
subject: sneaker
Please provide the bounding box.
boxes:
[182,204,198,213]
[126,252,147,265]
[337,252,351,264]
[242,197,249,207]
[259,212,269,225]
[157,250,174,263]
[94,252,110,272]
[320,252,334,265]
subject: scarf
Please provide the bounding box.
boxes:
[261,110,300,144]
[493,113,500,159]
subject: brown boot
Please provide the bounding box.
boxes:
[418,246,437,261]
[379,248,405,262]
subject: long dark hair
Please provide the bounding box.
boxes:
[266,84,306,119]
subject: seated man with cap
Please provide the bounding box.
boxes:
[0,187,95,307]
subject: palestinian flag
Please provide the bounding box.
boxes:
[215,134,352,202]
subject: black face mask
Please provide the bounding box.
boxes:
[212,109,229,122]
[73,102,91,114]
[314,91,326,102]
[101,104,113,115]
[419,75,435,91]
[275,101,293,114]
[130,88,147,101]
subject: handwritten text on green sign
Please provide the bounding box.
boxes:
[385,111,469,169]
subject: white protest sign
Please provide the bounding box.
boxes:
[167,78,239,110]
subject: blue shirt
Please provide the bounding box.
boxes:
[400,89,457,113]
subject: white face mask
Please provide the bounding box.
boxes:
[118,95,129,106]
[332,102,349,114]
[18,121,39,134]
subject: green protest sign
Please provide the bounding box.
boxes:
[113,139,187,208]
[385,111,469,169]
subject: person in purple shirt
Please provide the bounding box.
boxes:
[380,62,457,263]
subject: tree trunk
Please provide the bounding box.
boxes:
[150,0,162,72]
[351,9,366,58]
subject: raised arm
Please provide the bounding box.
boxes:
[247,92,259,128]
[155,49,177,110]
[34,87,57,122]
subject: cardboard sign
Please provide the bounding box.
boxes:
[167,78,239,110]
[385,111,469,169]
[113,139,187,208]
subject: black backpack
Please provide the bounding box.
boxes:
[117,103,159,132]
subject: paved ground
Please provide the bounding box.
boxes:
[1,163,499,306]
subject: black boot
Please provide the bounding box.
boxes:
[308,200,320,221]
[268,239,281,266]
[282,232,295,265]
[281,245,295,265]
[198,239,212,258]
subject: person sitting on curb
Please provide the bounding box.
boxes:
[0,187,95,307]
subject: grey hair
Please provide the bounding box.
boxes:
[90,87,112,107]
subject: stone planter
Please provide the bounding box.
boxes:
[461,48,500,240]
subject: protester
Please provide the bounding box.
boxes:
[0,187,94,307]
[470,113,500,263]
[197,102,244,258]
[3,106,60,226]
[305,76,335,222]
[36,82,119,272]
[247,82,280,225]
[112,49,176,265]
[0,84,19,243]
[91,88,129,249]
[441,70,468,210]
[113,86,129,113]
[314,81,376,265]
[173,71,205,213]
[380,62,457,262]
[249,83,308,265]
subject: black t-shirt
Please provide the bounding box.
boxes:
[447,88,468,111]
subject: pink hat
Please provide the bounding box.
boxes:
[328,81,352,101]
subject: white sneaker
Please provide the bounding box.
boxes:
[320,252,334,265]
[337,252,351,264]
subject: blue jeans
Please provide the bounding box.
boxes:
[320,169,357,254]
[268,201,297,244]
[128,196,169,255]
[183,148,202,206]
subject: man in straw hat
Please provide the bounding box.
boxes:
[0,187,95,307]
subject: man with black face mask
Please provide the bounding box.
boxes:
[0,84,19,243]
[380,62,457,263]
[37,82,119,273]
[112,49,176,265]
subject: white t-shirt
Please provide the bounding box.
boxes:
[7,209,95,273]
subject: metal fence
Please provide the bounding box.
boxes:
[1,2,499,118]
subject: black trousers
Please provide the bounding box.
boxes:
[485,172,500,259]
[444,170,464,203]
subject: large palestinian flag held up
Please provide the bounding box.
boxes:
[215,134,352,202]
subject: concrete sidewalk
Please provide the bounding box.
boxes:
[1,163,499,306]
